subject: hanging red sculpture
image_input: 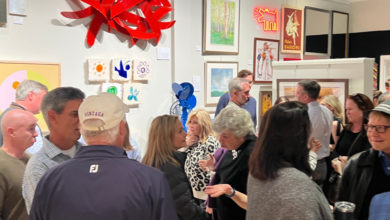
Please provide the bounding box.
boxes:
[61,0,175,47]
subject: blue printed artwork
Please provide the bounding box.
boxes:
[112,58,132,81]
[123,83,142,105]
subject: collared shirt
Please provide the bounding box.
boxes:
[308,101,333,160]
[29,145,178,220]
[379,151,390,176]
[215,92,257,128]
[22,136,82,214]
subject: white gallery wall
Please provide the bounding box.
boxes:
[0,0,350,154]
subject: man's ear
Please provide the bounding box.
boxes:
[26,91,34,101]
[119,121,126,136]
[7,127,16,137]
[47,110,57,125]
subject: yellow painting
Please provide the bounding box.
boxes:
[0,61,61,131]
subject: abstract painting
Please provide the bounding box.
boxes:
[112,58,132,82]
[123,82,142,105]
[88,59,110,82]
[133,59,151,81]
[101,83,123,99]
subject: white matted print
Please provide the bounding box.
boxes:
[88,59,110,82]
[101,83,123,99]
[133,59,151,81]
[123,83,142,105]
[111,58,132,82]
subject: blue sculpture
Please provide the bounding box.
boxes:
[170,82,197,131]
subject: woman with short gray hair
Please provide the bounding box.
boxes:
[203,105,256,220]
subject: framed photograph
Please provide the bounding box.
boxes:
[281,6,303,53]
[204,61,238,106]
[277,79,349,107]
[202,0,240,55]
[258,91,272,126]
[253,38,279,83]
[0,61,61,131]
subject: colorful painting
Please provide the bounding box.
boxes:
[88,59,110,82]
[259,91,272,126]
[112,58,132,82]
[203,0,240,55]
[101,83,122,99]
[277,79,349,107]
[133,59,151,81]
[0,61,61,131]
[253,38,279,83]
[281,6,303,53]
[123,83,142,105]
[205,61,238,106]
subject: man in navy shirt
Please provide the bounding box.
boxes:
[29,93,178,220]
[215,70,257,129]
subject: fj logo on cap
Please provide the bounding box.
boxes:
[89,164,99,173]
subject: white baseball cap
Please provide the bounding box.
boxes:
[79,93,129,131]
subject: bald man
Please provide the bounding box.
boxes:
[0,109,37,220]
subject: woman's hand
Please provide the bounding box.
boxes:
[186,133,199,147]
[198,153,215,171]
[331,156,347,174]
[309,138,321,153]
[204,184,233,198]
[205,206,213,214]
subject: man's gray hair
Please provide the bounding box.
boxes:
[213,105,254,138]
[15,80,48,101]
[228,77,249,96]
[41,87,85,127]
[82,121,121,144]
[378,92,390,104]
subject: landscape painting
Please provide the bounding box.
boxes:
[205,61,238,106]
[203,0,240,54]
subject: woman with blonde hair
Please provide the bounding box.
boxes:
[320,95,344,149]
[185,109,220,203]
[142,115,209,220]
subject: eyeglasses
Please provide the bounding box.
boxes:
[364,124,390,133]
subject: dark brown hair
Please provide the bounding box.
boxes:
[249,101,312,180]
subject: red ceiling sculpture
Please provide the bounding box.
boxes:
[61,0,175,47]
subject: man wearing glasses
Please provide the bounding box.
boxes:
[338,99,390,220]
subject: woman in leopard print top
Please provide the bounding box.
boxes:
[184,109,220,202]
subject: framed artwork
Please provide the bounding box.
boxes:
[111,58,132,82]
[281,6,303,53]
[277,79,349,107]
[0,61,61,131]
[253,38,279,83]
[88,58,110,82]
[258,91,272,126]
[204,61,238,107]
[202,0,240,55]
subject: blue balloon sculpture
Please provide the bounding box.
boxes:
[170,82,197,131]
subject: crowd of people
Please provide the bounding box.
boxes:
[0,75,390,220]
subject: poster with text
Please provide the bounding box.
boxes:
[281,6,303,53]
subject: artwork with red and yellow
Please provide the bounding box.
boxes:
[281,6,303,53]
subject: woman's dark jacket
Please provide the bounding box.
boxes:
[160,151,210,220]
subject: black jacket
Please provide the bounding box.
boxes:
[338,149,378,219]
[210,135,257,220]
[160,151,210,220]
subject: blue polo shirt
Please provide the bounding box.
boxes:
[29,145,178,220]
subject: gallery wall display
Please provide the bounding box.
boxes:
[281,6,303,53]
[61,0,175,47]
[0,61,61,131]
[277,79,349,107]
[253,38,279,84]
[202,0,240,55]
[204,61,238,106]
[88,58,150,107]
[258,91,272,126]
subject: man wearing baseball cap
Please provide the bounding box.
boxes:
[29,93,178,220]
[338,99,390,220]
